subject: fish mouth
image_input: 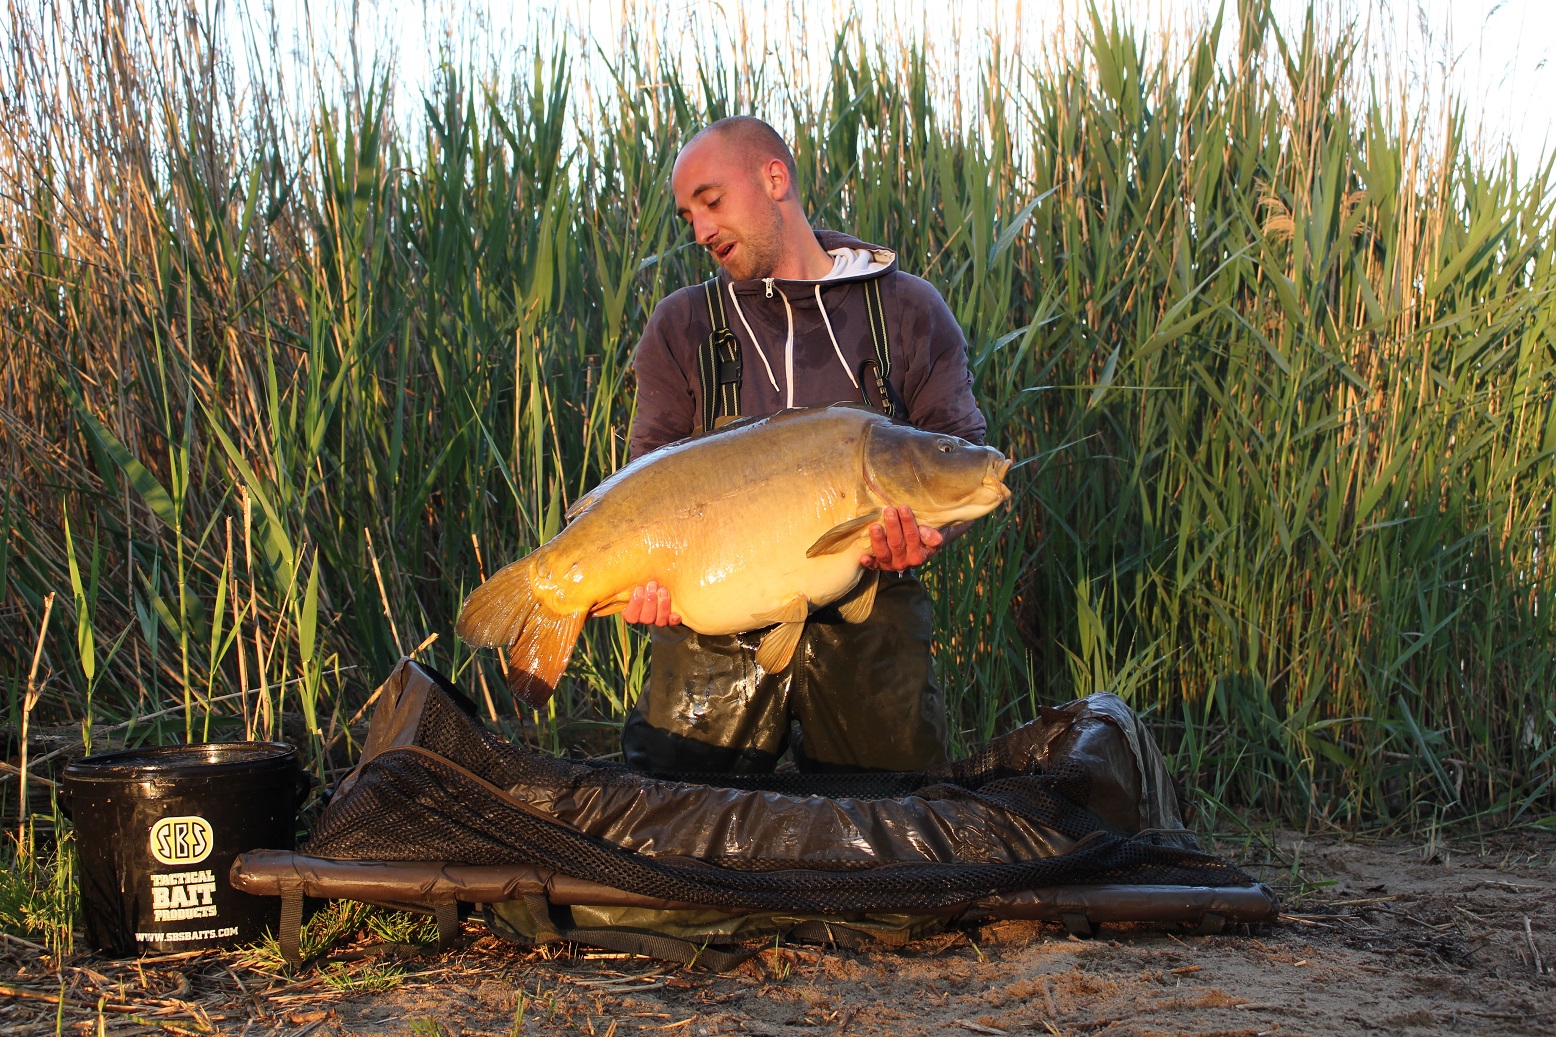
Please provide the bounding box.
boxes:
[986,455,1013,502]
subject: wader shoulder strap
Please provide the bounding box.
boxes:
[860,278,902,419]
[696,277,741,431]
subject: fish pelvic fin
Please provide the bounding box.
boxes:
[455,557,586,709]
[753,594,809,674]
[806,513,880,557]
[755,621,805,674]
[835,570,879,624]
[751,593,810,626]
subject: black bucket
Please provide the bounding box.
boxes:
[61,742,308,956]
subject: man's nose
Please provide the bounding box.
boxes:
[692,214,719,245]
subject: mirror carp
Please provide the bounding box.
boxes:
[456,404,1011,707]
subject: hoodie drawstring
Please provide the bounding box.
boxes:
[725,280,861,407]
[815,284,861,392]
[779,291,796,408]
[727,282,780,395]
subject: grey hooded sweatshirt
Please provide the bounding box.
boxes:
[628,230,986,460]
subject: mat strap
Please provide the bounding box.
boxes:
[434,900,462,950]
[520,893,756,972]
[278,878,305,966]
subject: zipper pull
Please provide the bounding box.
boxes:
[764,277,774,298]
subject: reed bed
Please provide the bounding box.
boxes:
[2,0,1553,869]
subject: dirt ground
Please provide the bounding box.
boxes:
[3,830,1553,1037]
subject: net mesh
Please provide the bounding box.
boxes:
[301,672,1260,913]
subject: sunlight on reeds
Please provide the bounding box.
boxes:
[1,0,1553,850]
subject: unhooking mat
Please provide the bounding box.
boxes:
[232,660,1278,967]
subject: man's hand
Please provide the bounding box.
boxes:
[623,580,680,626]
[860,506,945,571]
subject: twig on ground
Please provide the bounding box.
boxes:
[1525,917,1545,976]
[0,930,48,952]
[956,1022,1008,1036]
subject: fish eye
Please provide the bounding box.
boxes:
[936,440,952,453]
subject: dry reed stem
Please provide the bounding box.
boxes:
[17,591,56,842]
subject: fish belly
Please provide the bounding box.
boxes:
[669,550,864,635]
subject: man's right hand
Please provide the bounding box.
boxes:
[624,580,681,626]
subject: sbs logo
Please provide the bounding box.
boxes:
[149,815,214,866]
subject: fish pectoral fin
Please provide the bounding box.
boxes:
[755,621,805,673]
[806,513,881,558]
[589,591,632,618]
[835,570,879,624]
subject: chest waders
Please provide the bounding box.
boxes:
[622,276,948,774]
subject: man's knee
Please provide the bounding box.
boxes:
[621,707,785,774]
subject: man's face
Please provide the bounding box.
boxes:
[671,137,787,281]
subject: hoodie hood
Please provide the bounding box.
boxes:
[721,230,898,293]
[825,244,894,280]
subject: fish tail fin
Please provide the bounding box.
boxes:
[455,558,540,648]
[504,608,587,709]
[455,558,585,709]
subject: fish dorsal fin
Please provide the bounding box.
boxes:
[564,490,599,523]
[752,594,809,673]
[706,403,882,440]
[806,513,880,558]
[836,570,879,624]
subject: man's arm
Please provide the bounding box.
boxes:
[627,291,700,462]
[859,274,987,570]
[623,291,702,624]
[892,273,987,445]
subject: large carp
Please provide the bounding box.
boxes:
[456,404,1011,707]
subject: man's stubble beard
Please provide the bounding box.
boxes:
[718,203,787,281]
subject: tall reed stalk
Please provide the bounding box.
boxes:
[1,1,1552,834]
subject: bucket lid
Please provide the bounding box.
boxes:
[62,741,298,782]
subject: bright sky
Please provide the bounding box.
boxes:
[251,0,1556,172]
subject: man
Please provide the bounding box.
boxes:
[620,116,986,774]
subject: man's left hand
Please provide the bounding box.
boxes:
[860,506,944,571]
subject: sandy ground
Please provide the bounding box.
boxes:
[2,830,1553,1037]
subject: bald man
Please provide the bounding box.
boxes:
[620,116,987,775]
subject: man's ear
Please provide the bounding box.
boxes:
[763,158,792,202]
